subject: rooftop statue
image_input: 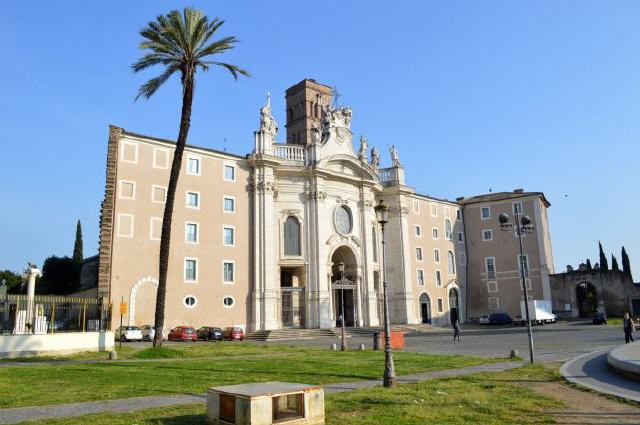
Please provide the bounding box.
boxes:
[370,146,380,168]
[259,92,278,138]
[358,135,368,160]
[390,144,401,167]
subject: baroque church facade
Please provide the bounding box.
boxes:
[97,79,554,333]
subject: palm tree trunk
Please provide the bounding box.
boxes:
[153,70,195,347]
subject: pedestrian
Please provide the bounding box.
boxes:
[453,319,461,341]
[623,312,635,344]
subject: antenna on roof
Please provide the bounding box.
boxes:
[223,138,227,152]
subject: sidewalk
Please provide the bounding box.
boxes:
[560,348,640,403]
[0,360,522,424]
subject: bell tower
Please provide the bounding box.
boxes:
[285,79,333,145]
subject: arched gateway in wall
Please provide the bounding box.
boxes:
[330,245,359,327]
[128,276,158,326]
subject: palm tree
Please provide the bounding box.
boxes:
[133,8,248,347]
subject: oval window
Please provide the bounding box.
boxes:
[335,206,352,235]
[184,296,197,308]
[223,297,235,308]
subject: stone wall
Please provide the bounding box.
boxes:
[550,269,640,318]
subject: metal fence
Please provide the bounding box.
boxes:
[0,295,111,335]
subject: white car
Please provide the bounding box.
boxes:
[115,326,143,342]
[478,316,490,325]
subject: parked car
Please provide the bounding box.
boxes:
[197,326,224,341]
[478,316,490,325]
[168,326,197,342]
[592,312,607,325]
[223,327,245,341]
[141,325,155,341]
[512,316,526,326]
[488,312,513,325]
[115,326,143,342]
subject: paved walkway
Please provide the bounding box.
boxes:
[560,348,640,403]
[0,360,522,424]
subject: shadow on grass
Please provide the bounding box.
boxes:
[155,414,207,424]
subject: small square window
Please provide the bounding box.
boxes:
[223,262,235,283]
[185,259,197,282]
[224,165,236,181]
[482,229,493,241]
[457,232,464,242]
[223,197,235,212]
[487,281,498,293]
[119,181,135,199]
[186,223,198,243]
[488,297,500,309]
[117,214,134,238]
[153,148,169,169]
[417,269,425,286]
[186,192,199,208]
[120,141,138,164]
[416,247,423,261]
[187,156,200,175]
[223,227,235,246]
[415,225,422,237]
[481,207,491,220]
[150,217,162,240]
[152,186,166,203]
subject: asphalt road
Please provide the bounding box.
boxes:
[269,320,624,362]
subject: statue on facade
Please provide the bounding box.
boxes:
[389,144,401,167]
[370,146,380,168]
[311,122,321,145]
[259,92,278,138]
[358,135,368,160]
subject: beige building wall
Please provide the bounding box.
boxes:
[406,195,466,325]
[461,192,553,320]
[105,130,252,334]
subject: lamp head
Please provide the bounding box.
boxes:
[374,199,389,224]
[520,215,532,226]
[498,213,510,225]
[338,260,345,273]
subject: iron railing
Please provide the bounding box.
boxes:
[0,295,111,335]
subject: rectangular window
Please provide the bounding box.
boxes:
[185,223,198,243]
[519,255,530,278]
[481,207,491,220]
[482,229,493,241]
[187,156,200,175]
[432,228,439,239]
[486,257,496,279]
[185,259,197,282]
[456,209,462,221]
[152,185,166,203]
[416,247,423,261]
[488,297,500,310]
[457,232,464,242]
[223,197,235,213]
[513,202,523,215]
[223,261,235,283]
[415,225,421,237]
[520,278,532,291]
[444,207,451,219]
[487,281,498,293]
[430,203,437,217]
[417,269,424,286]
[435,270,442,287]
[120,141,138,164]
[434,249,440,263]
[372,227,378,262]
[153,148,169,169]
[118,181,135,200]
[223,226,235,246]
[224,164,236,181]
[149,217,162,240]
[117,214,134,238]
[459,251,467,266]
[186,191,199,209]
[413,200,420,213]
[437,298,444,313]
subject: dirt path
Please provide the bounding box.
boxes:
[532,365,640,424]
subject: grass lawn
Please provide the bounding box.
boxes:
[21,364,563,425]
[0,344,499,408]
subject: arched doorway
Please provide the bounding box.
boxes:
[128,276,158,326]
[449,288,459,324]
[576,281,597,317]
[419,293,431,324]
[331,246,357,327]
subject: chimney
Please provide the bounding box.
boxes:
[513,188,524,194]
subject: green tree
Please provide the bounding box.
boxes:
[73,220,83,263]
[612,254,620,271]
[37,256,80,295]
[599,241,608,272]
[622,246,633,281]
[133,8,248,347]
[0,270,23,294]
[586,259,592,270]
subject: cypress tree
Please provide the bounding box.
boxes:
[622,246,633,281]
[73,220,83,264]
[612,254,620,271]
[599,241,609,272]
[586,259,592,270]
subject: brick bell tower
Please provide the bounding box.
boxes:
[284,79,333,145]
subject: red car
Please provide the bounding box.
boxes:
[168,326,197,342]
[223,326,245,341]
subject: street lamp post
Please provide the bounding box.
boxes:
[374,199,397,388]
[498,210,535,364]
[338,260,347,351]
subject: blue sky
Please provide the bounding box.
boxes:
[0,1,638,277]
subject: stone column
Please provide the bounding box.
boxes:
[22,264,42,333]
